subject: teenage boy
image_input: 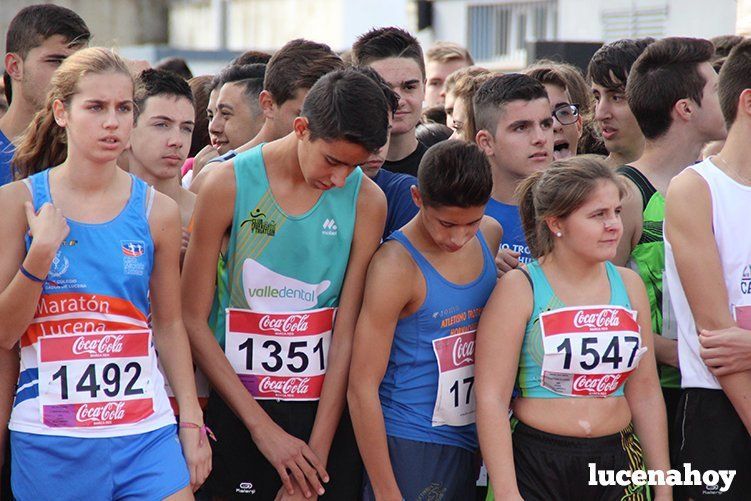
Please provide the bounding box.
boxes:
[182,69,390,500]
[587,38,653,167]
[525,65,583,160]
[0,4,90,185]
[473,74,553,269]
[424,41,473,108]
[124,69,196,227]
[352,27,427,177]
[356,65,419,241]
[616,38,727,443]
[349,140,500,500]
[191,39,343,192]
[664,38,751,500]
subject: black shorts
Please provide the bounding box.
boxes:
[662,386,682,465]
[674,388,751,500]
[203,391,362,500]
[512,420,648,501]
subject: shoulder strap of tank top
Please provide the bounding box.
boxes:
[616,165,656,212]
[145,185,156,219]
[517,266,534,291]
[604,261,631,307]
[387,230,435,271]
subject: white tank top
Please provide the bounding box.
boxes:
[664,158,751,390]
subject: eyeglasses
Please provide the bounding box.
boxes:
[552,103,580,125]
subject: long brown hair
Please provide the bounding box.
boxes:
[13,47,133,179]
[517,155,626,258]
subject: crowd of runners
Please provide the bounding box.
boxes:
[0,3,750,500]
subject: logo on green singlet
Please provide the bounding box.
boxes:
[241,207,276,237]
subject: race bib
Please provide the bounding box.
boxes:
[37,330,155,428]
[431,331,476,427]
[225,307,335,401]
[539,306,647,397]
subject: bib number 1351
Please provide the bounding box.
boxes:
[225,308,335,401]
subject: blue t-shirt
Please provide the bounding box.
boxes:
[484,198,532,263]
[373,168,418,241]
[0,129,14,186]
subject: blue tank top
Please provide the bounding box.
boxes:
[380,230,497,451]
[516,261,635,398]
[10,170,175,437]
[484,198,532,264]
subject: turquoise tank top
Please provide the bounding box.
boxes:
[516,261,634,398]
[211,144,362,347]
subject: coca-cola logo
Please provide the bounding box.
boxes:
[452,337,475,366]
[573,309,621,330]
[572,374,622,394]
[258,377,310,395]
[76,401,126,423]
[258,314,310,335]
[72,335,124,356]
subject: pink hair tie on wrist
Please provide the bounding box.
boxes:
[179,421,217,442]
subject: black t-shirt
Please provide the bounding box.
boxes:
[383,140,428,177]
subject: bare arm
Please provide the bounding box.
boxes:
[308,178,387,462]
[620,268,671,500]
[613,178,643,267]
[182,166,327,497]
[475,270,531,500]
[148,193,211,490]
[665,170,751,432]
[348,242,415,501]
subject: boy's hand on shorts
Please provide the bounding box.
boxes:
[253,418,328,498]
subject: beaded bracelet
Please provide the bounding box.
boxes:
[179,421,217,443]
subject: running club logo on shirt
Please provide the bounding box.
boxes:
[240,207,277,237]
[741,265,751,294]
[322,218,338,236]
[121,240,146,276]
[242,258,331,310]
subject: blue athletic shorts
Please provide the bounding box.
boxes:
[11,424,190,501]
[362,435,475,501]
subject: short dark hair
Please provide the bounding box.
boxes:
[211,63,266,111]
[473,73,548,135]
[418,140,492,208]
[416,122,452,148]
[264,39,343,106]
[155,57,193,80]
[350,65,399,115]
[422,105,447,125]
[711,35,745,59]
[351,27,425,79]
[627,37,714,139]
[188,75,213,157]
[5,4,90,59]
[301,68,389,153]
[719,38,751,128]
[232,50,272,66]
[134,69,194,121]
[587,38,655,91]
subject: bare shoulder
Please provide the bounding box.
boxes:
[357,173,387,209]
[479,215,502,244]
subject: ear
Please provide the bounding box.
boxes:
[738,88,751,120]
[4,53,22,80]
[475,129,495,156]
[673,97,693,123]
[292,116,309,139]
[545,216,563,236]
[52,99,67,128]
[410,185,423,209]
[259,90,275,120]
